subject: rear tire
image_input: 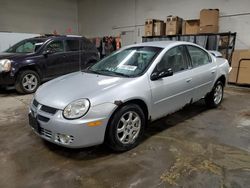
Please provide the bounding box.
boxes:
[105,104,145,152]
[205,81,224,108]
[15,70,40,94]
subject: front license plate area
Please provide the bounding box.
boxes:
[29,114,41,133]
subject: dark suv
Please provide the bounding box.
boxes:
[0,35,99,94]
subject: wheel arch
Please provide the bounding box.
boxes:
[15,65,42,80]
[104,98,150,139]
[216,74,226,87]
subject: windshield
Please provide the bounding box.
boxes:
[88,46,162,77]
[6,39,45,53]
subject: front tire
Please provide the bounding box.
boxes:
[15,70,40,94]
[105,104,145,152]
[205,81,224,108]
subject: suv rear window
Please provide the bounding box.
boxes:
[66,39,80,51]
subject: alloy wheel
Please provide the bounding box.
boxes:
[116,111,141,144]
[22,74,38,92]
[213,84,223,105]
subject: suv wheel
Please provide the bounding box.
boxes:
[15,70,40,94]
[105,104,145,152]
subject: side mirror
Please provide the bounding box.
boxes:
[151,68,173,81]
[42,49,53,56]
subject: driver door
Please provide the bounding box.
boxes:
[149,45,193,120]
[43,40,67,78]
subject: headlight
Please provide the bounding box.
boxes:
[63,99,90,119]
[0,59,11,72]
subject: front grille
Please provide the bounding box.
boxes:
[40,128,52,139]
[32,98,58,117]
[33,99,39,107]
[37,115,50,122]
[40,105,57,115]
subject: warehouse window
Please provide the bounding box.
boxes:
[187,45,211,67]
[66,39,80,51]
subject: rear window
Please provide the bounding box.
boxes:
[66,39,80,51]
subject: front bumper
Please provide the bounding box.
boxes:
[29,99,116,148]
[0,72,15,86]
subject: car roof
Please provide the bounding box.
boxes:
[33,35,83,41]
[127,41,198,49]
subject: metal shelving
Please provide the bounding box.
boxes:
[142,32,237,64]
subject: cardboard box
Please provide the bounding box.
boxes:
[231,50,250,68]
[166,16,183,35]
[154,21,165,36]
[144,19,154,36]
[200,9,219,27]
[182,19,199,35]
[238,60,250,84]
[144,19,165,36]
[219,36,230,48]
[229,67,238,83]
[229,50,250,84]
[219,49,227,59]
[199,25,218,33]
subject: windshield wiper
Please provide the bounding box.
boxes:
[85,69,104,75]
[95,69,131,77]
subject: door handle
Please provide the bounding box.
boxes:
[186,78,192,83]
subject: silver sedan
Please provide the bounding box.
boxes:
[29,41,230,151]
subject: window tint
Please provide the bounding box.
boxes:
[155,46,188,73]
[66,39,80,51]
[187,45,211,67]
[46,41,64,53]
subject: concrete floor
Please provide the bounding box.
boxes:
[0,86,250,188]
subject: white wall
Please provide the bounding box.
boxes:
[78,0,250,49]
[0,0,78,35]
[0,32,40,52]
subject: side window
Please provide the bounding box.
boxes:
[187,45,211,67]
[46,40,64,53]
[66,39,80,52]
[155,46,188,73]
[81,38,96,51]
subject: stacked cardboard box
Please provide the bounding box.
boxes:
[154,21,165,36]
[229,50,250,84]
[199,9,219,33]
[166,16,183,35]
[144,9,220,36]
[144,19,154,36]
[182,19,200,35]
[144,19,165,36]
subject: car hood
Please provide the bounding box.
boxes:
[35,72,129,109]
[0,52,33,61]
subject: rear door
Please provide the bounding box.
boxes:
[65,39,81,73]
[43,40,67,78]
[185,45,217,102]
[150,45,193,120]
